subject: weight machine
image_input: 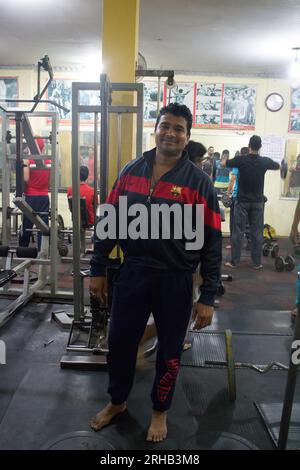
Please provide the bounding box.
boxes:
[59,74,156,368]
[0,56,73,328]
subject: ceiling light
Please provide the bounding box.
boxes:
[79,53,103,81]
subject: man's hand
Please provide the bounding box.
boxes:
[89,276,107,305]
[192,303,214,330]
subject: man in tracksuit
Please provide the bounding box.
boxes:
[89,103,222,442]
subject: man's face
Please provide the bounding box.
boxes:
[208,146,214,157]
[155,113,190,157]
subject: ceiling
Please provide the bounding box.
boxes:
[1,0,300,78]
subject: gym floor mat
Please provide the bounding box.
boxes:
[255,402,300,450]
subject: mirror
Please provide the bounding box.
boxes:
[282,139,300,198]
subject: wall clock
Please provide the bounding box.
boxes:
[265,93,284,112]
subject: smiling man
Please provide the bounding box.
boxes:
[89,103,222,443]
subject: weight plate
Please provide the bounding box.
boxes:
[275,256,285,272]
[58,243,68,257]
[285,255,295,272]
[262,247,269,257]
[41,431,115,450]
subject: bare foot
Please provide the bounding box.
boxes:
[90,402,126,431]
[146,410,167,442]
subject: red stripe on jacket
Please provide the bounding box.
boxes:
[106,174,221,232]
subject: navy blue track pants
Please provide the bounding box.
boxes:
[107,262,193,412]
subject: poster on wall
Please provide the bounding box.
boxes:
[0,77,18,107]
[289,87,300,133]
[48,79,100,123]
[289,110,300,132]
[165,82,194,115]
[194,83,222,127]
[143,81,163,125]
[261,135,285,164]
[222,84,256,129]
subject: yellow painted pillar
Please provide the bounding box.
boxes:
[102,0,140,188]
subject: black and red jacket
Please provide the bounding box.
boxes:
[91,148,222,306]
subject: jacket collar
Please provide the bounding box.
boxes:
[142,147,189,169]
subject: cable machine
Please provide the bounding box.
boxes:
[0,56,72,327]
[60,74,158,368]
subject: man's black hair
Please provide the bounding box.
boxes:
[80,165,89,182]
[240,146,248,156]
[249,135,262,151]
[155,102,193,135]
[221,149,230,157]
[185,140,207,162]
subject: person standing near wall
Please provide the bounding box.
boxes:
[225,135,279,269]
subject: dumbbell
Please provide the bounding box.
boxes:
[275,255,295,272]
[262,241,279,258]
[221,193,233,208]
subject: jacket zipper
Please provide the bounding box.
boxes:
[147,181,157,203]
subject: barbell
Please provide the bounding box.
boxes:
[206,329,289,402]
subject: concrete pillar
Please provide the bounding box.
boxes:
[102,0,140,188]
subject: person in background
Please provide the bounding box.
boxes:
[214,150,230,195]
[19,138,51,251]
[195,145,217,182]
[67,165,96,226]
[226,146,249,248]
[185,140,207,166]
[225,135,279,270]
